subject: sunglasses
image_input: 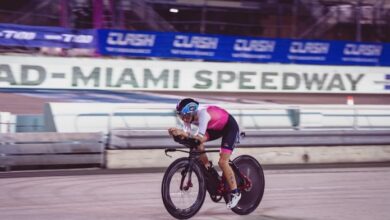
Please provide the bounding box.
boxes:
[176,111,192,120]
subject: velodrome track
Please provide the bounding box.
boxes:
[1,89,390,220]
[0,166,390,220]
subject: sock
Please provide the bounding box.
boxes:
[231,188,239,194]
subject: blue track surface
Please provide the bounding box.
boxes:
[0,88,180,103]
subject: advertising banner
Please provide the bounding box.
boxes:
[0,55,389,94]
[1,23,388,67]
[0,23,96,48]
[98,29,390,66]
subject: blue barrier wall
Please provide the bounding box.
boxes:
[97,29,390,66]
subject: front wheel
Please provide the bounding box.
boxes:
[161,157,207,219]
[231,155,265,215]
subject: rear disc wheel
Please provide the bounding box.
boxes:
[231,155,265,215]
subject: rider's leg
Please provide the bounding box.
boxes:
[219,148,241,209]
[218,150,237,190]
[218,115,241,208]
[198,143,211,169]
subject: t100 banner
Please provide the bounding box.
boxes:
[0,23,96,48]
[97,29,390,67]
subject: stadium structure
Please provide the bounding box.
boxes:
[0,0,389,50]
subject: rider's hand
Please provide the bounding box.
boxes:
[168,127,178,136]
[168,128,186,138]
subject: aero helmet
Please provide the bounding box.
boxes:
[176,98,199,116]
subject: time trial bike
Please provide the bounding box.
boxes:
[161,134,265,219]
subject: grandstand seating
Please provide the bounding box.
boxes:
[0,0,389,45]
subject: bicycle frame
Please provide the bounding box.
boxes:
[165,144,252,197]
[165,144,219,192]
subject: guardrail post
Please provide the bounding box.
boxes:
[101,132,107,168]
[287,107,300,130]
[0,153,10,171]
[353,107,358,130]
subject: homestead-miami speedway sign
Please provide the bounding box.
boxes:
[0,55,389,94]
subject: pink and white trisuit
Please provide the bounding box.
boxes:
[182,105,240,154]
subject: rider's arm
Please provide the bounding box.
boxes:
[192,133,207,143]
[168,126,207,143]
[194,109,211,143]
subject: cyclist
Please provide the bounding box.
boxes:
[168,98,241,209]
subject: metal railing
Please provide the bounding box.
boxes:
[95,104,390,133]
